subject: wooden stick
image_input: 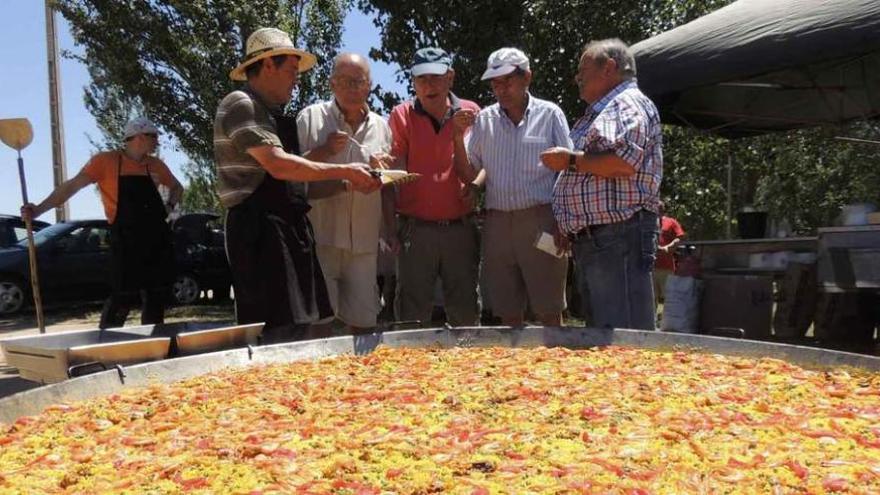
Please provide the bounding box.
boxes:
[17,152,45,334]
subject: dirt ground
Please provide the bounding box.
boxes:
[0,300,235,399]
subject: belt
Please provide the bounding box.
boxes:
[402,215,469,227]
[568,224,603,242]
[568,209,656,241]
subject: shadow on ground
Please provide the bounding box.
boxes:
[0,300,235,335]
[0,365,39,397]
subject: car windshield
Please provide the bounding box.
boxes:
[16,223,72,248]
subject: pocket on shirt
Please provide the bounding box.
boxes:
[522,136,549,145]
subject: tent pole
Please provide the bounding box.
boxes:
[726,144,733,239]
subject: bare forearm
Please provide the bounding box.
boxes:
[263,151,356,182]
[662,238,682,250]
[35,183,78,217]
[472,169,486,188]
[302,146,334,163]
[573,152,635,178]
[452,135,478,183]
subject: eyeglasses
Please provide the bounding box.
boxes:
[333,77,371,89]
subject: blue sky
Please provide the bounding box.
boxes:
[0,1,407,221]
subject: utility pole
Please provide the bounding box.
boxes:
[45,0,68,222]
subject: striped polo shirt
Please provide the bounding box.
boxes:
[467,94,573,211]
[213,86,289,208]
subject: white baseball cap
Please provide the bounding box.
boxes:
[481,47,530,81]
[123,117,159,139]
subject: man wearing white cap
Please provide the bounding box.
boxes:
[387,47,481,328]
[215,28,381,343]
[23,117,184,328]
[452,47,573,327]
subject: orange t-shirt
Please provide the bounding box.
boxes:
[81,151,177,224]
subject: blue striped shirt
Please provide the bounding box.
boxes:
[467,94,573,211]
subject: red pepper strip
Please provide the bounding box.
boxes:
[784,459,809,480]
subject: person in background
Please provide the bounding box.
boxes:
[541,38,663,331]
[214,28,380,344]
[387,47,482,328]
[655,200,685,308]
[452,47,572,327]
[22,117,183,329]
[297,53,395,336]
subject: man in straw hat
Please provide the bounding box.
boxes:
[23,117,183,329]
[215,27,381,343]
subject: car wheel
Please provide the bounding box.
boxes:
[172,274,200,305]
[0,277,26,315]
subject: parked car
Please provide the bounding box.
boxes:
[0,214,232,315]
[0,215,50,248]
[171,213,232,305]
[0,220,113,315]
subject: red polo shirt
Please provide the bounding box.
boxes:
[657,215,685,271]
[389,94,480,221]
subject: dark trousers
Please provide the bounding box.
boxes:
[99,288,167,329]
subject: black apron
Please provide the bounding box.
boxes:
[225,114,332,329]
[110,152,174,293]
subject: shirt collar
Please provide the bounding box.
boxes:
[330,99,371,132]
[586,79,637,117]
[414,92,462,119]
[242,84,284,114]
[499,92,534,124]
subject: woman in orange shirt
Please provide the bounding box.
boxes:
[23,117,183,328]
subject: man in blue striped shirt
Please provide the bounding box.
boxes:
[452,47,573,327]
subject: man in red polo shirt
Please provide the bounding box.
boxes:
[388,47,481,327]
[655,201,685,306]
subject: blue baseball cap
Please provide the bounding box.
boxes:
[411,47,452,76]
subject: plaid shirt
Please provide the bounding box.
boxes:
[552,79,662,233]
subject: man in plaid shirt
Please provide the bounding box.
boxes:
[541,38,662,330]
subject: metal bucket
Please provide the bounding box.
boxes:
[1,326,878,424]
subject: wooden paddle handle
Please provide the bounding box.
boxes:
[18,155,45,333]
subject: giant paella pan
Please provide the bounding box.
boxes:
[1,327,879,494]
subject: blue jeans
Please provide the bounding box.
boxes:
[572,210,659,330]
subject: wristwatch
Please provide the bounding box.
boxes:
[567,153,578,173]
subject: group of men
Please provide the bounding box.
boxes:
[23,26,665,340]
[214,28,665,340]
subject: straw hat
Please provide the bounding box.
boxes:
[229,28,317,81]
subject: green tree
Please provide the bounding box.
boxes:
[360,0,879,238]
[659,122,880,240]
[56,0,351,212]
[358,0,729,114]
